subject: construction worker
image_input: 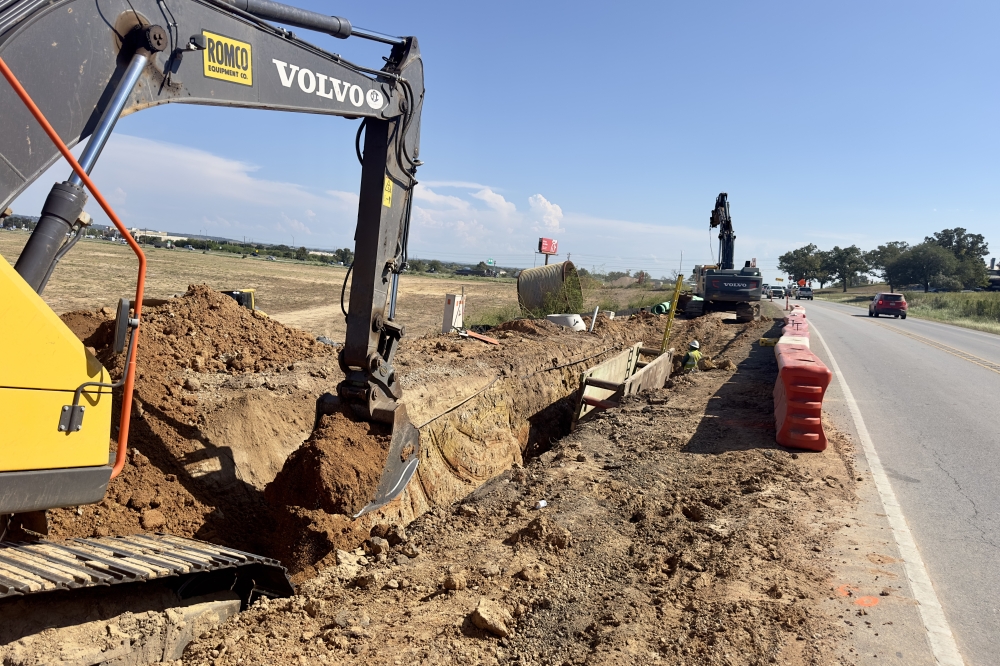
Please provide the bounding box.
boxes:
[681,340,702,373]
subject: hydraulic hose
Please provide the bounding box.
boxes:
[0,56,146,481]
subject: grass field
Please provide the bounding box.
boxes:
[1,231,674,338]
[816,284,1000,335]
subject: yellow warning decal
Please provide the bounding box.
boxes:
[202,31,253,86]
[382,177,393,207]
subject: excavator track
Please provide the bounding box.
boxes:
[0,534,293,604]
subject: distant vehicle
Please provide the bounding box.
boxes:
[869,292,907,319]
[796,287,814,300]
[266,255,277,261]
[762,284,770,296]
[219,289,259,312]
[770,286,785,298]
[184,244,194,250]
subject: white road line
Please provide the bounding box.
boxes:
[811,322,965,666]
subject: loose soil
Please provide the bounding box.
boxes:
[46,284,726,579]
[178,313,859,666]
[265,412,392,518]
[47,285,337,553]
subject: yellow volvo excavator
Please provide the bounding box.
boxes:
[0,0,423,603]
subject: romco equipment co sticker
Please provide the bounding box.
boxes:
[202,31,253,86]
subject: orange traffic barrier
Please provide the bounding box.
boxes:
[783,311,809,337]
[773,341,831,451]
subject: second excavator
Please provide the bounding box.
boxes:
[0,0,423,603]
[687,193,763,322]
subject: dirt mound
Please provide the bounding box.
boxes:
[50,294,733,579]
[96,284,329,379]
[182,315,858,666]
[494,317,561,335]
[48,286,337,553]
[59,309,110,344]
[265,411,391,516]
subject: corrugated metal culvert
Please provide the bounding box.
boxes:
[517,261,583,316]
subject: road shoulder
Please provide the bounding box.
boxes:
[810,322,958,665]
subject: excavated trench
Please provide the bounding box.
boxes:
[50,287,735,580]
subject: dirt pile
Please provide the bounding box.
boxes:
[52,293,730,578]
[93,283,331,383]
[254,313,684,579]
[182,314,859,665]
[265,411,392,516]
[48,285,336,552]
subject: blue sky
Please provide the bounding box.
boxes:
[13,0,1000,283]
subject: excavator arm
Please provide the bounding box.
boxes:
[709,192,735,271]
[0,0,423,517]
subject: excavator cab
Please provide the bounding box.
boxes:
[0,0,424,597]
[220,289,257,311]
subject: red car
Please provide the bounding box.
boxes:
[868,292,907,318]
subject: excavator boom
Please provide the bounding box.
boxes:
[0,0,424,600]
[690,193,762,322]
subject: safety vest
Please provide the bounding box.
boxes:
[683,349,702,372]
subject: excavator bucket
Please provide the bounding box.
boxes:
[353,404,421,518]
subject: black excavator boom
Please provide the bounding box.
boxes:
[690,193,762,322]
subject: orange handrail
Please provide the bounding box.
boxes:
[0,56,145,480]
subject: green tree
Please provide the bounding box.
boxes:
[295,246,308,261]
[865,241,910,292]
[810,250,835,288]
[777,244,821,282]
[822,245,868,292]
[894,242,958,292]
[925,228,989,288]
[428,259,443,273]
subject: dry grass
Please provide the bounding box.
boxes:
[0,232,518,340]
[816,285,1000,335]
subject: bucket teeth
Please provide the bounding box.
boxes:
[353,403,420,518]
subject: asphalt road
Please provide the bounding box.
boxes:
[805,298,1000,666]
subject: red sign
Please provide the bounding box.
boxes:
[538,237,558,254]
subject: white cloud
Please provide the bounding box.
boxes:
[419,180,493,190]
[7,134,706,269]
[471,188,516,216]
[277,213,312,236]
[528,194,564,232]
[414,185,470,210]
[10,134,359,248]
[109,187,127,206]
